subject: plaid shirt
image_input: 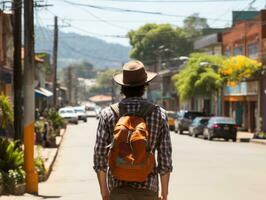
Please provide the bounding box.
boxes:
[93,97,173,193]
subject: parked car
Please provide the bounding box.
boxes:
[203,117,237,141]
[94,106,102,119]
[188,117,210,137]
[86,106,97,117]
[175,110,205,134]
[73,106,87,122]
[58,107,78,124]
[166,111,177,131]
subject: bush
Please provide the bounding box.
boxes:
[0,138,24,172]
[48,109,63,130]
[0,171,3,185]
[6,169,25,185]
[35,157,46,181]
[0,94,13,129]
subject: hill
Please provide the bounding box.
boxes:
[35,26,131,69]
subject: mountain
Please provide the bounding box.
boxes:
[35,26,131,69]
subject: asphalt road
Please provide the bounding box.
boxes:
[2,117,266,199]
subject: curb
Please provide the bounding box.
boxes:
[250,139,266,146]
[44,128,67,180]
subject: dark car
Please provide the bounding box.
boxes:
[203,117,237,141]
[175,111,205,134]
[188,117,210,137]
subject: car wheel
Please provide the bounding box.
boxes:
[84,119,87,122]
[75,121,78,125]
[179,129,183,135]
[232,138,237,142]
[207,132,212,141]
[192,131,197,137]
[225,138,229,142]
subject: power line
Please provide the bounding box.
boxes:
[44,8,128,38]
[88,0,250,2]
[59,0,230,21]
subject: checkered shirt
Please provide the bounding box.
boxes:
[93,97,173,193]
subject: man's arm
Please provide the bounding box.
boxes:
[159,172,170,200]
[97,170,109,200]
[93,111,111,200]
[157,110,173,200]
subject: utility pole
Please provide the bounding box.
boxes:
[23,0,38,194]
[68,66,72,105]
[13,0,22,140]
[52,16,58,108]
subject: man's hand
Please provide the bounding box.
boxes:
[97,170,109,200]
[158,194,167,200]
[101,188,110,200]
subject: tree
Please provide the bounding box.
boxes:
[89,69,119,96]
[183,13,209,39]
[172,53,224,101]
[128,23,192,65]
[220,55,262,86]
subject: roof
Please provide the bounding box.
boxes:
[35,87,53,98]
[89,95,112,103]
[232,11,259,25]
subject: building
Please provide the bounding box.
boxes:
[0,11,13,101]
[222,10,266,132]
[192,32,224,115]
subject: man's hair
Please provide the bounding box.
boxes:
[121,85,147,98]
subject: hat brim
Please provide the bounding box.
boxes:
[113,71,158,87]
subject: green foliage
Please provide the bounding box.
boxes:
[0,171,3,184]
[47,109,63,129]
[183,13,209,39]
[0,138,24,172]
[172,53,224,101]
[128,23,192,64]
[89,69,119,96]
[35,157,46,178]
[70,61,96,79]
[6,169,25,185]
[35,120,45,134]
[0,94,14,129]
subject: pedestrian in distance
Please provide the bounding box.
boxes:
[93,60,173,200]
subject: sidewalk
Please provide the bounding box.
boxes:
[237,131,266,145]
[35,128,66,180]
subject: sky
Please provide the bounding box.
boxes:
[36,0,266,46]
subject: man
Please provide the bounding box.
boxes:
[93,60,172,200]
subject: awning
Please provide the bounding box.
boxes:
[35,87,53,98]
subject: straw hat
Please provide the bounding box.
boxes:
[113,60,157,87]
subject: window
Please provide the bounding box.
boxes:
[224,50,231,57]
[234,46,243,55]
[248,42,259,59]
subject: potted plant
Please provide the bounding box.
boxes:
[0,138,25,195]
[0,171,4,195]
[48,109,63,136]
[35,157,46,182]
[4,169,26,195]
[0,94,14,136]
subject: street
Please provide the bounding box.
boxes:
[3,117,266,200]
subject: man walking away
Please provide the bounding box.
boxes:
[93,60,173,200]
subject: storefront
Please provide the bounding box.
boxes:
[0,67,13,101]
[223,81,259,132]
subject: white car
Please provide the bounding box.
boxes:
[73,106,87,122]
[58,107,78,124]
[86,106,97,117]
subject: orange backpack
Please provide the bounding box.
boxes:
[108,102,156,182]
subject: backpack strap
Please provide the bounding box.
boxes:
[110,103,126,118]
[138,102,157,118]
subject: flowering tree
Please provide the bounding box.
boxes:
[220,55,262,86]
